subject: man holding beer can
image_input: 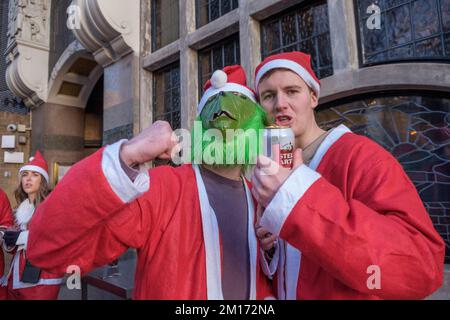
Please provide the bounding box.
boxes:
[251,51,444,300]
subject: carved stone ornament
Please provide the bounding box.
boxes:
[7,0,49,48]
[5,0,51,108]
[70,0,140,67]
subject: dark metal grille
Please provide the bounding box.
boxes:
[356,0,450,65]
[260,1,333,79]
[198,34,240,97]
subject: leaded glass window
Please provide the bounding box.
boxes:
[196,0,239,28]
[153,62,181,130]
[357,0,450,65]
[260,1,333,79]
[316,94,450,262]
[198,35,240,97]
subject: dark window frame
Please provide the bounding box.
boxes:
[260,0,334,79]
[195,0,239,28]
[354,0,450,67]
[152,62,181,130]
[151,0,180,52]
[197,34,240,97]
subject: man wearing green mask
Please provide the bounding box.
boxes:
[25,65,274,300]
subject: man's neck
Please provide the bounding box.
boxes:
[202,165,242,181]
[296,124,327,150]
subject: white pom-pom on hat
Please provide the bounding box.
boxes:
[210,70,227,89]
[29,157,34,161]
[197,65,256,114]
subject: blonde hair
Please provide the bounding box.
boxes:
[14,173,51,208]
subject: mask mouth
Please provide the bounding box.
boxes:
[212,110,236,121]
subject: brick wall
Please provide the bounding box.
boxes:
[0,111,31,207]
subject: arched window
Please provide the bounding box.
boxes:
[317,93,450,262]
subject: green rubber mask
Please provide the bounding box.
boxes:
[191,91,268,168]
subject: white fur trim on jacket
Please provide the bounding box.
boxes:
[265,124,352,300]
[15,199,35,229]
[102,140,150,203]
[260,164,321,236]
[259,242,279,279]
[10,252,63,290]
[193,165,258,300]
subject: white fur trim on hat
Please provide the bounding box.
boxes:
[197,83,256,114]
[210,70,227,89]
[255,59,321,97]
[19,165,49,184]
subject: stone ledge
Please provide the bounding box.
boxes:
[320,62,450,104]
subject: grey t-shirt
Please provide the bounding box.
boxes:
[200,166,250,300]
[120,159,251,299]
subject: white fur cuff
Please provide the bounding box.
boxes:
[102,140,150,203]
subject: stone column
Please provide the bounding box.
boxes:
[327,0,359,73]
[179,0,198,130]
[102,53,141,145]
[31,103,85,185]
[239,0,262,89]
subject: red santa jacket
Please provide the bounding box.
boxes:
[0,189,13,297]
[4,199,63,291]
[27,142,274,300]
[261,125,445,300]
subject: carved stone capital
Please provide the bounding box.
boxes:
[71,0,140,67]
[5,0,51,108]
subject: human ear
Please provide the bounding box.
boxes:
[310,90,319,109]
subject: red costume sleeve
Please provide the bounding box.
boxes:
[27,148,154,276]
[263,141,445,299]
[0,189,13,228]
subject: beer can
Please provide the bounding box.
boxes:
[263,126,295,169]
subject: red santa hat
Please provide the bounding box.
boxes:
[254,51,321,97]
[198,65,256,114]
[19,151,49,183]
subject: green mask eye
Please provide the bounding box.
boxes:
[200,92,266,132]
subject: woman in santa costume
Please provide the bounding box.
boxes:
[252,51,445,299]
[26,66,274,300]
[2,152,63,300]
[0,188,14,300]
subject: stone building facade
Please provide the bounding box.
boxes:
[1,0,449,267]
